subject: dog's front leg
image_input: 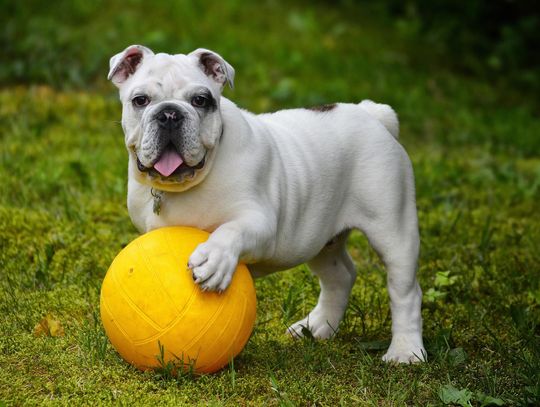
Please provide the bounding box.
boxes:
[188,214,274,292]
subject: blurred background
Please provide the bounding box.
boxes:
[3,0,540,91]
[2,0,539,151]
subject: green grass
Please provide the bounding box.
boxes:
[1,1,539,405]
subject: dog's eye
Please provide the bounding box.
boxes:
[132,95,150,108]
[191,95,209,108]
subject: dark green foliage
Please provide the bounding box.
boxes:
[373,0,540,94]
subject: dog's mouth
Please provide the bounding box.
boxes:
[137,144,205,181]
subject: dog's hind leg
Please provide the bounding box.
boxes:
[287,231,356,339]
[359,197,426,363]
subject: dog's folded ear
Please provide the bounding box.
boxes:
[189,48,235,90]
[108,45,154,87]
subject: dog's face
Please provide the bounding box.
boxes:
[108,45,234,192]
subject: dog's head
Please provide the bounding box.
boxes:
[108,45,234,192]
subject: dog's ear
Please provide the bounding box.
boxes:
[108,45,154,87]
[189,48,235,90]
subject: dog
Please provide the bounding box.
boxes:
[108,45,426,363]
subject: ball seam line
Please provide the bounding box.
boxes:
[135,237,185,317]
[101,296,134,345]
[110,263,162,332]
[203,295,248,372]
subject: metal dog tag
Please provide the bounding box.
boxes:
[151,188,163,215]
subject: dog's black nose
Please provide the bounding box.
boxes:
[156,108,182,130]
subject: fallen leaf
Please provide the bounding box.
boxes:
[33,314,64,337]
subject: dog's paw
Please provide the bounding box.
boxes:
[286,310,340,340]
[188,242,237,292]
[382,334,426,364]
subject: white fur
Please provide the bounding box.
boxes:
[359,99,399,139]
[111,46,426,363]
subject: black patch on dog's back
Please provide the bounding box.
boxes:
[307,103,337,112]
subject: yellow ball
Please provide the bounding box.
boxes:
[100,226,257,374]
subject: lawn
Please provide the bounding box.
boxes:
[1,1,539,405]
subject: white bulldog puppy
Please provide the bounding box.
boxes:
[108,45,426,363]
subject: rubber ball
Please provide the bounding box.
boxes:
[100,226,256,374]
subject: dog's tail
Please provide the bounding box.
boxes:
[358,100,399,139]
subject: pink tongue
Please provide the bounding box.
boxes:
[153,148,184,177]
